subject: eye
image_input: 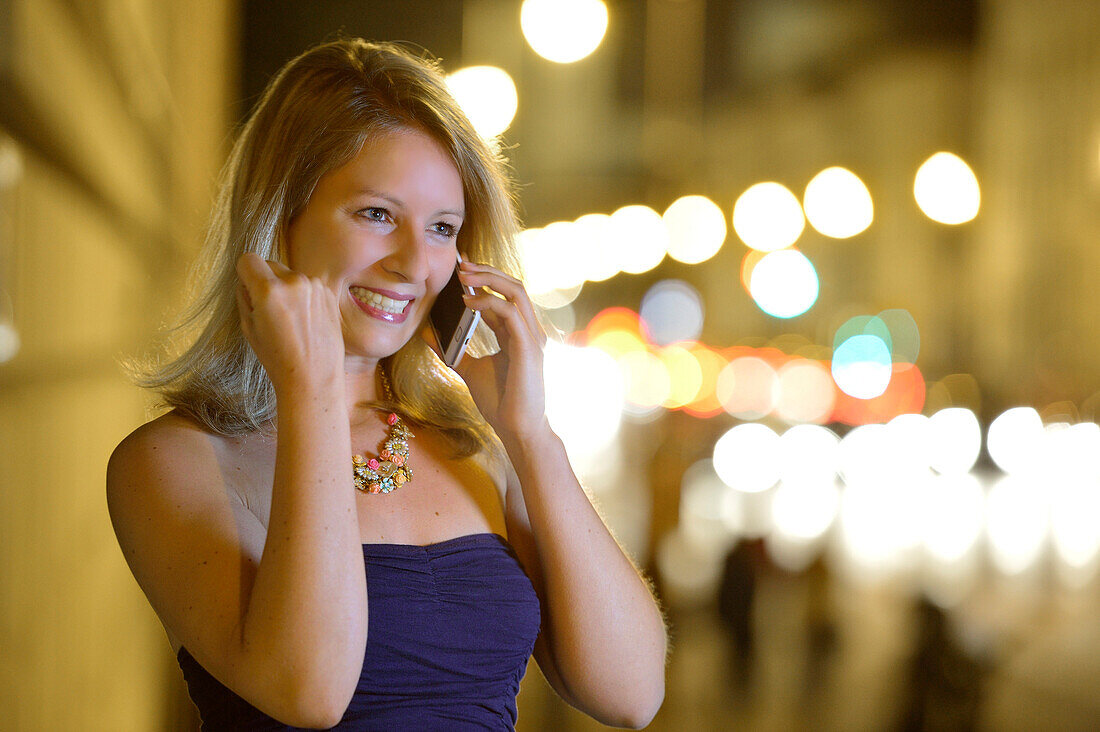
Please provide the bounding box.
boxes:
[431,222,459,239]
[358,207,392,223]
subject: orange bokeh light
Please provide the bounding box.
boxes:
[683,343,729,418]
[831,362,926,425]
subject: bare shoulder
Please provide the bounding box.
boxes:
[108,411,220,488]
[107,412,246,533]
[106,411,268,656]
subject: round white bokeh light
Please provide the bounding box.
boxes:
[446,66,518,138]
[803,166,874,238]
[748,249,819,319]
[914,152,980,225]
[713,423,781,494]
[733,182,805,252]
[663,195,727,264]
[521,0,609,64]
[831,335,892,400]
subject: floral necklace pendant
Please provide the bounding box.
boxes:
[353,412,413,494]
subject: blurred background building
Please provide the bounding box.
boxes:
[2,0,1100,729]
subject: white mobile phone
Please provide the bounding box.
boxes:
[428,253,481,368]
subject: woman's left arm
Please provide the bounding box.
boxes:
[455,261,667,729]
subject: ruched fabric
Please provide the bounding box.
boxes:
[176,533,542,730]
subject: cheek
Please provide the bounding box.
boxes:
[428,250,459,293]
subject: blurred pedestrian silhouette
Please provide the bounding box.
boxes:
[718,539,759,694]
[896,596,987,731]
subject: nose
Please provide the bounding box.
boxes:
[382,225,431,283]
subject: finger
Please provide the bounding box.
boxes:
[234,282,254,341]
[235,252,276,285]
[457,266,545,345]
[266,259,296,278]
[462,291,534,349]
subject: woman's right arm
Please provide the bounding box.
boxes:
[107,255,366,728]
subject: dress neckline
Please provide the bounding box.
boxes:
[361,532,509,552]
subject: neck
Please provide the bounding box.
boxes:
[343,358,385,418]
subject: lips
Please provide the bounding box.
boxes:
[349,286,414,324]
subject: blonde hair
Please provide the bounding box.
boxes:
[136,39,521,457]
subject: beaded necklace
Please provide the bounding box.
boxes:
[352,371,413,494]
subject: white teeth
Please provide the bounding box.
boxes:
[350,287,410,314]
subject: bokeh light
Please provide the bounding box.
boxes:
[584,307,648,342]
[837,423,891,487]
[732,182,805,252]
[802,166,874,238]
[987,475,1048,575]
[640,280,705,346]
[927,408,981,475]
[884,412,933,474]
[771,479,840,541]
[831,334,893,399]
[618,349,671,416]
[539,221,587,290]
[445,66,518,138]
[919,473,984,563]
[683,344,727,418]
[543,342,624,464]
[530,283,582,310]
[680,458,739,544]
[663,195,727,264]
[839,481,915,574]
[713,423,782,493]
[520,0,609,64]
[833,315,892,354]
[1051,478,1100,571]
[778,424,840,485]
[740,249,767,294]
[659,344,703,409]
[831,363,926,426]
[572,213,619,282]
[717,356,778,420]
[609,204,669,274]
[748,249,820,318]
[775,359,836,424]
[588,326,647,359]
[914,151,981,224]
[876,309,920,363]
[987,407,1044,475]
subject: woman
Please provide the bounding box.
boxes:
[107,38,667,730]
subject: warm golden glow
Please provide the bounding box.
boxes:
[660,344,703,408]
[572,213,619,282]
[803,167,873,238]
[445,66,518,138]
[913,152,980,224]
[732,182,805,252]
[609,204,669,274]
[663,195,727,264]
[619,349,672,411]
[589,327,647,359]
[521,0,609,64]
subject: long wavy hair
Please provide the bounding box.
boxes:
[134,38,521,457]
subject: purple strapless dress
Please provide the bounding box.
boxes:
[176,533,541,730]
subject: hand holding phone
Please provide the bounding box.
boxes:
[428,253,481,368]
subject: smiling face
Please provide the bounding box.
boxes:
[286,128,465,368]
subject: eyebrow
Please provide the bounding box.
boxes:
[352,188,464,219]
